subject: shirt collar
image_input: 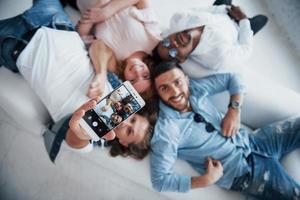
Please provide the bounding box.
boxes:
[159,100,182,119]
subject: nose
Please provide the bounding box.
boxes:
[170,85,180,96]
[171,39,179,48]
[119,120,130,128]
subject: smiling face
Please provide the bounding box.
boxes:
[111,114,123,124]
[154,67,191,112]
[114,114,149,147]
[124,103,134,114]
[157,28,203,63]
[113,102,123,111]
[123,51,152,93]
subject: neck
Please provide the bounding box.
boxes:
[180,101,192,113]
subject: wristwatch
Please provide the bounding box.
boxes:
[228,100,241,109]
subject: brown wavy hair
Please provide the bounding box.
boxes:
[109,121,154,160]
[109,93,159,160]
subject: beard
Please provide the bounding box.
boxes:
[162,92,190,113]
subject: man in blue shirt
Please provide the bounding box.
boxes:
[150,61,300,200]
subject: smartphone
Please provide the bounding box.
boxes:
[79,81,145,141]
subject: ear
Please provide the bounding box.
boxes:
[119,139,128,147]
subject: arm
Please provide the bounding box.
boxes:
[222,5,253,65]
[151,133,223,192]
[87,39,116,99]
[150,122,190,192]
[192,73,246,97]
[65,99,97,149]
[65,98,116,149]
[192,158,223,188]
[77,0,143,36]
[192,73,245,137]
[79,0,147,24]
[221,93,243,137]
[191,5,228,14]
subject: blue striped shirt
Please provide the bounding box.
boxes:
[150,73,251,192]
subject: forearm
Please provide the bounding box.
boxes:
[191,174,212,188]
[77,21,93,36]
[230,93,243,105]
[104,0,141,16]
[65,129,90,149]
[89,40,113,74]
[208,5,228,14]
[235,19,253,60]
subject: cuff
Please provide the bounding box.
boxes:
[179,175,192,193]
[62,141,94,153]
[229,74,247,95]
[239,18,253,37]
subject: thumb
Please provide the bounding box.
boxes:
[206,157,213,167]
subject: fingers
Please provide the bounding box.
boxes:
[207,157,223,168]
[90,80,101,88]
[205,157,213,168]
[79,18,92,24]
[82,8,100,22]
[80,98,99,111]
[87,87,103,99]
[211,159,221,167]
[222,119,240,137]
[70,99,98,127]
[102,130,116,141]
[222,122,233,137]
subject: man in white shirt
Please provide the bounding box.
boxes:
[153,0,268,71]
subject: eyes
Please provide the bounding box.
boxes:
[127,127,133,136]
[129,73,150,84]
[126,116,136,136]
[159,79,183,92]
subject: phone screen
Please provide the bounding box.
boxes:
[82,84,143,138]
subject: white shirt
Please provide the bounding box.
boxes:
[17,27,113,122]
[77,0,161,61]
[167,5,253,70]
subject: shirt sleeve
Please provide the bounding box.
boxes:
[130,7,162,41]
[150,121,191,193]
[62,140,94,153]
[191,5,228,14]
[191,73,246,96]
[221,18,253,66]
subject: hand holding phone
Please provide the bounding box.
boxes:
[69,97,116,142]
[79,81,145,141]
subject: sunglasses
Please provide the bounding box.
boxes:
[161,38,179,60]
[193,113,216,133]
[161,31,192,60]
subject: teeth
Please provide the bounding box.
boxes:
[171,95,183,103]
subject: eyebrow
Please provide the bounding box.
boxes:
[158,77,180,90]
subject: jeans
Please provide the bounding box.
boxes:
[231,117,300,200]
[0,0,74,71]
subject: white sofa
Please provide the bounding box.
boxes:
[1,0,300,200]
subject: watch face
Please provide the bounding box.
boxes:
[229,100,240,109]
[232,101,240,108]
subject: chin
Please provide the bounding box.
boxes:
[169,103,185,112]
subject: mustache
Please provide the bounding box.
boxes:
[169,93,184,101]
